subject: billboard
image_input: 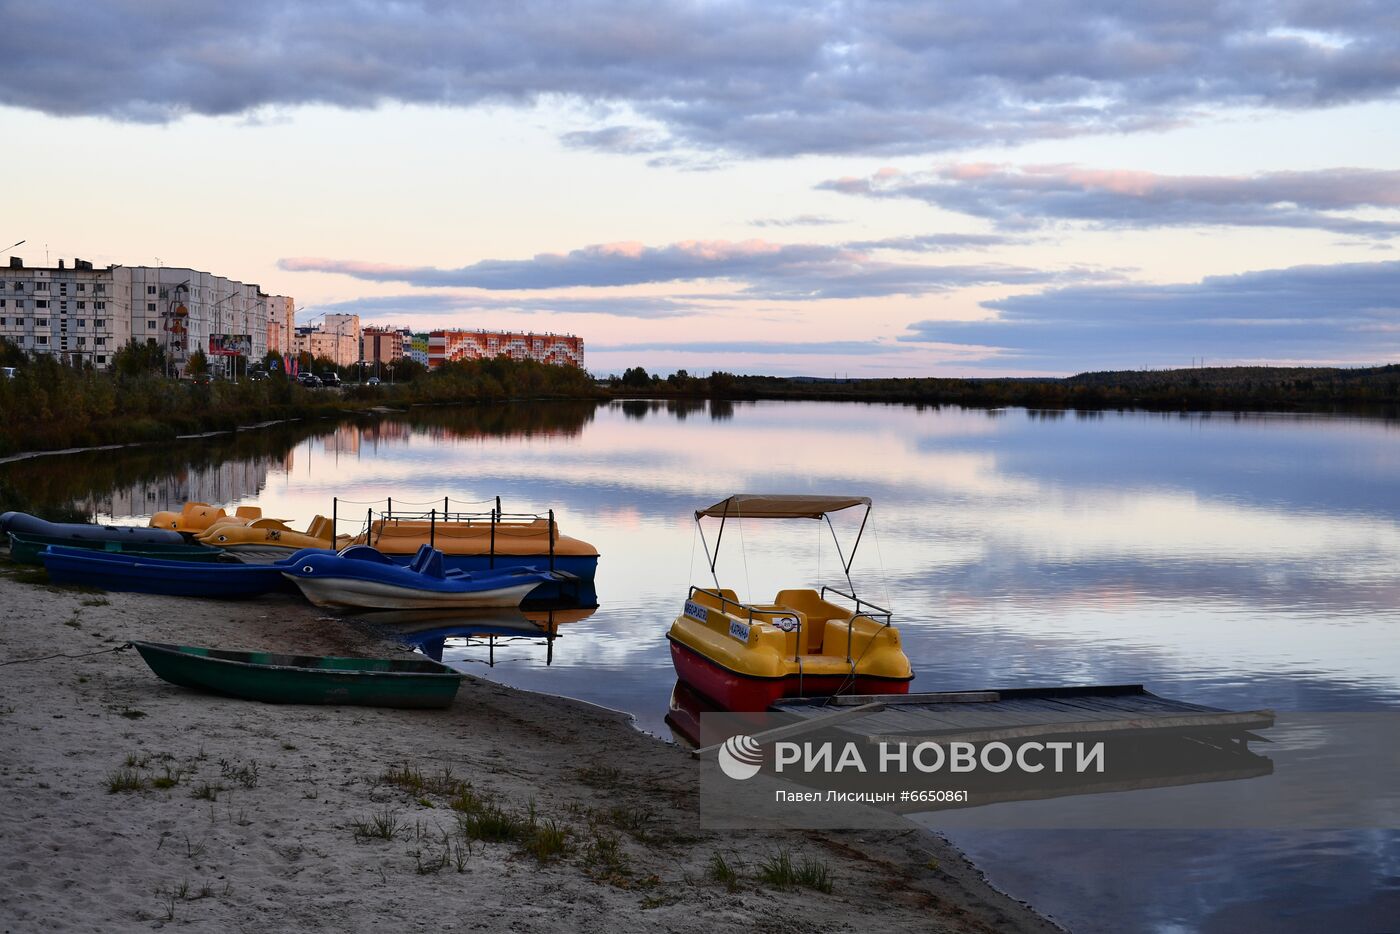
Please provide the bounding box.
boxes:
[209,334,252,356]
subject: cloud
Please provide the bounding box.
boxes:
[560,125,671,154]
[282,238,1087,300]
[7,2,1400,156]
[901,259,1400,370]
[317,292,701,320]
[591,340,905,356]
[749,215,842,228]
[821,164,1400,236]
[843,233,1015,252]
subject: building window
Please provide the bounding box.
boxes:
[35,281,48,291]
[76,301,85,309]
[95,337,106,347]
[147,285,156,295]
[94,302,105,310]
[0,317,5,325]
[94,319,105,328]
[77,337,86,347]
[0,300,4,308]
[37,318,47,326]
[96,355,105,364]
[147,302,156,312]
[147,338,157,346]
[95,284,104,293]
[148,320,156,329]
[36,300,47,309]
[12,282,22,291]
[38,336,48,345]
[77,319,86,327]
[76,283,85,292]
[59,283,67,295]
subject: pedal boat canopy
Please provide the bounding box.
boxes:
[696,494,871,520]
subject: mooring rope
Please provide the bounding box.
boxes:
[0,642,133,667]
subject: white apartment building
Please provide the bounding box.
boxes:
[0,256,294,373]
[0,258,127,367]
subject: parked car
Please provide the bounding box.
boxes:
[320,371,342,387]
[365,376,381,386]
[248,369,269,381]
[297,373,322,387]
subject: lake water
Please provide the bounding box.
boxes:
[5,399,1399,932]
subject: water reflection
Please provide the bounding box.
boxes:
[5,399,1399,932]
[365,604,596,665]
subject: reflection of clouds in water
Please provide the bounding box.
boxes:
[939,829,1400,934]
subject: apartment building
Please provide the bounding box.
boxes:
[428,330,585,368]
[291,313,360,366]
[0,256,294,373]
[361,326,409,365]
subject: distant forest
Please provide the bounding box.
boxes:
[606,364,1400,413]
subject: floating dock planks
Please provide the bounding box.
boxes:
[767,684,1275,746]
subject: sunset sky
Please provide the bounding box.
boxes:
[4,1,1400,376]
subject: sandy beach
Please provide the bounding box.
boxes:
[0,566,1057,933]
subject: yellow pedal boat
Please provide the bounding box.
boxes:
[349,513,598,580]
[149,502,265,534]
[196,515,350,559]
[667,494,913,711]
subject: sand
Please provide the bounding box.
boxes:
[0,568,1058,933]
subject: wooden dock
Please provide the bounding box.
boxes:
[767,684,1274,746]
[689,685,1277,812]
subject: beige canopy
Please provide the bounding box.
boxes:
[696,494,872,519]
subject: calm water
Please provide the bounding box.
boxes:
[5,400,1399,932]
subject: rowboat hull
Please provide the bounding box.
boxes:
[6,531,223,566]
[132,641,463,708]
[40,546,326,598]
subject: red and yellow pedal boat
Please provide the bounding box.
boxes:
[666,494,913,711]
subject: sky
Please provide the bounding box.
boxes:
[3,1,1400,377]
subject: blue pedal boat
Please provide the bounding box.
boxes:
[40,545,330,598]
[279,544,561,610]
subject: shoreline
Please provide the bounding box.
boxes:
[0,569,1059,933]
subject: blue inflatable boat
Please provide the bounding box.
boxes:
[40,546,329,598]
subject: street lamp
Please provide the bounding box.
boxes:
[2,239,23,253]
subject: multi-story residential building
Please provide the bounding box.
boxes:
[361,326,409,365]
[291,313,360,366]
[0,257,127,367]
[407,333,429,365]
[265,295,295,355]
[428,330,585,368]
[0,256,293,373]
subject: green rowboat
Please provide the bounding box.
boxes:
[131,641,464,708]
[5,531,225,566]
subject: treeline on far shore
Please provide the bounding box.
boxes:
[605,364,1400,412]
[0,340,602,458]
[3,340,1398,459]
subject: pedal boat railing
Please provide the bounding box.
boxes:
[330,496,560,573]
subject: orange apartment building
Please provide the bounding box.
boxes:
[427,330,584,368]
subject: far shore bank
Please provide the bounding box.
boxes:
[0,567,1058,933]
[3,349,1400,462]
